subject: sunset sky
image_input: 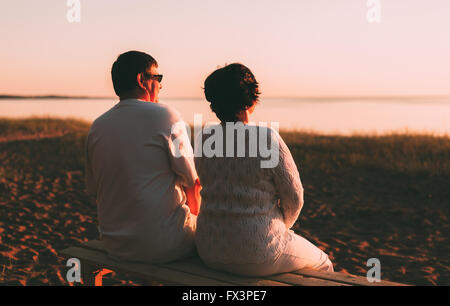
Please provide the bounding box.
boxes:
[1,0,450,98]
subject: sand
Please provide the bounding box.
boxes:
[0,121,448,285]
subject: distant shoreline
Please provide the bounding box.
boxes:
[0,95,112,100]
[1,94,450,101]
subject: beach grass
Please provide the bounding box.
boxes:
[0,117,448,285]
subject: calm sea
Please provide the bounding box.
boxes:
[1,97,450,136]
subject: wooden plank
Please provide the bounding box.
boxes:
[292,269,411,286]
[60,247,234,286]
[83,240,105,252]
[81,240,410,286]
[163,257,290,286]
[83,240,289,286]
[267,272,350,286]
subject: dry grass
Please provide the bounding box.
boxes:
[0,118,449,285]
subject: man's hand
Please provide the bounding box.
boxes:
[185,178,202,216]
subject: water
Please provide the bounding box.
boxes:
[1,97,450,136]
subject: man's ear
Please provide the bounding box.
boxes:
[136,72,146,89]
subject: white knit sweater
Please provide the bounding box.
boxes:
[194,124,304,264]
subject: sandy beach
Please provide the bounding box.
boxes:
[0,118,448,285]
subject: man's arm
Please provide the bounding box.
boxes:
[164,111,202,214]
[167,120,198,187]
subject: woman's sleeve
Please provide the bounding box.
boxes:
[271,130,304,229]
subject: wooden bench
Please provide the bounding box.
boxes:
[60,240,409,286]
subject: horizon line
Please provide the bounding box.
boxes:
[1,94,450,100]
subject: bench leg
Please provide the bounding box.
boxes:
[82,263,96,286]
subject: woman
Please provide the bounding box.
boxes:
[194,63,333,276]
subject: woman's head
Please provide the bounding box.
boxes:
[204,63,261,122]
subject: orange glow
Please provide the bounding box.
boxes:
[94,269,114,286]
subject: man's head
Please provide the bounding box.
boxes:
[111,51,162,102]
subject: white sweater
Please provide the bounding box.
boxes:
[86,99,198,263]
[194,124,304,264]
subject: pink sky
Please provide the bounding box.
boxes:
[1,0,450,98]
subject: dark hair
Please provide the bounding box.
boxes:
[204,63,261,122]
[111,51,158,96]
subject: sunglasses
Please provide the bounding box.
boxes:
[144,73,163,83]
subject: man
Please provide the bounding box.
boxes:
[85,51,201,264]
